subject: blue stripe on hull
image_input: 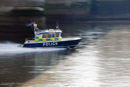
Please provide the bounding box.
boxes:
[23,39,81,48]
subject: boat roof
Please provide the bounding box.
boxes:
[36,29,62,35]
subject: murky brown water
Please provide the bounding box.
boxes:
[0,22,130,87]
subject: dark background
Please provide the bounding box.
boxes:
[0,0,130,43]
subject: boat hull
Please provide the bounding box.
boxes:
[23,38,81,48]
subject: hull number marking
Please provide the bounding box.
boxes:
[43,42,58,46]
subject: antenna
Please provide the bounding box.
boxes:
[56,21,60,29]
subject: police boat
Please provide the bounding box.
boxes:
[23,22,81,48]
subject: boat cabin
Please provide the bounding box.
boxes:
[35,29,62,42]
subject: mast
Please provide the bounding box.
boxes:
[32,22,39,37]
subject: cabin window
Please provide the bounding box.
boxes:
[52,33,55,37]
[42,34,48,38]
[56,33,59,37]
[48,34,51,38]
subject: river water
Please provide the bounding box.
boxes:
[0,22,130,87]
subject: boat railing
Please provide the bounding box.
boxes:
[25,38,35,43]
[25,38,35,41]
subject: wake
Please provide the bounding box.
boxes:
[0,41,66,55]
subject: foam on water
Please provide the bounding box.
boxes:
[0,41,66,55]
